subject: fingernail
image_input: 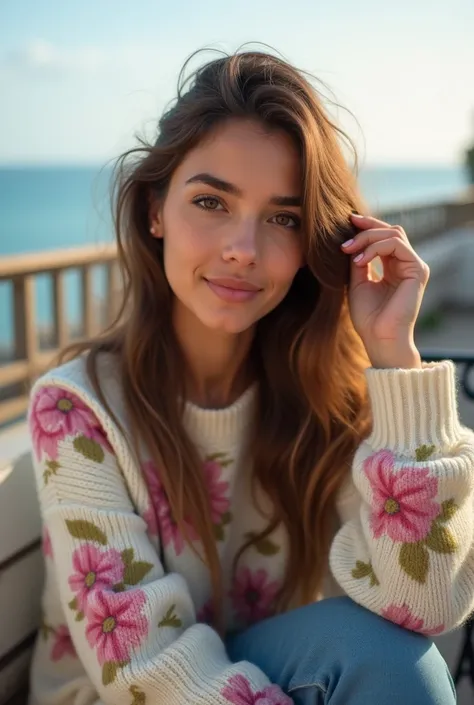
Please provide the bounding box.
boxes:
[353,253,364,262]
[351,213,364,218]
[341,239,354,247]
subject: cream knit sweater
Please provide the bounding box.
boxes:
[27,353,474,705]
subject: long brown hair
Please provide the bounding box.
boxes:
[60,48,373,630]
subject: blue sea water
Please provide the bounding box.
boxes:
[0,164,470,349]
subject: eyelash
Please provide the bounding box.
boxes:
[191,195,301,229]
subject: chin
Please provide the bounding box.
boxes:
[198,311,256,335]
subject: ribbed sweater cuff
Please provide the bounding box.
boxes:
[364,359,464,456]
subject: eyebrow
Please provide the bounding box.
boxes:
[185,172,302,207]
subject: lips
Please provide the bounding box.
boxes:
[204,277,262,292]
[204,277,263,303]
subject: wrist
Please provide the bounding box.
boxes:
[366,341,422,369]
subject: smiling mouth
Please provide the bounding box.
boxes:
[204,277,263,303]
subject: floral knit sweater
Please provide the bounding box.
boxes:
[27,353,474,705]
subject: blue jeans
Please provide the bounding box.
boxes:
[225,597,456,704]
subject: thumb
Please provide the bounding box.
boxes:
[349,255,370,290]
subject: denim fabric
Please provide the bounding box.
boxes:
[225,597,456,704]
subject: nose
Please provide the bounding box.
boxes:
[221,221,258,267]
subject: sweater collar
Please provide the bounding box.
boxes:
[182,383,257,446]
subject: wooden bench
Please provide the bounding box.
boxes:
[0,445,42,705]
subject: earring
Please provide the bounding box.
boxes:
[150,226,156,235]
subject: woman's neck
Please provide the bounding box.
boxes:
[172,301,255,409]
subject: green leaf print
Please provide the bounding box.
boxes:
[65,519,107,545]
[102,661,129,686]
[213,523,225,541]
[119,547,153,585]
[40,618,54,641]
[437,499,458,523]
[425,523,458,554]
[414,444,436,462]
[73,435,104,464]
[123,560,153,586]
[43,459,60,485]
[212,512,232,541]
[255,538,280,556]
[399,542,429,583]
[130,685,146,705]
[68,596,83,621]
[245,531,280,556]
[121,548,135,566]
[351,560,380,587]
[158,604,183,629]
[205,452,233,468]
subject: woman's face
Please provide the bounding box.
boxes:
[152,118,304,334]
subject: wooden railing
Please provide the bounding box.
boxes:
[0,193,473,427]
[380,190,474,243]
[0,245,119,425]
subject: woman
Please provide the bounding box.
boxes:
[28,50,474,705]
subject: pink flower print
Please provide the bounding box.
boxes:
[42,526,53,559]
[364,450,439,543]
[30,386,111,461]
[382,603,444,636]
[158,501,198,556]
[222,674,292,705]
[203,458,231,525]
[51,625,76,661]
[68,544,124,612]
[85,589,148,665]
[141,461,198,555]
[230,568,279,625]
[197,598,214,626]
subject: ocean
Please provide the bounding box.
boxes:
[0,164,470,349]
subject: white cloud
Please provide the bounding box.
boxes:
[1,40,162,77]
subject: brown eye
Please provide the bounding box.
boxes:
[193,196,223,211]
[271,213,300,229]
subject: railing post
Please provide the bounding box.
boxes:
[106,261,121,325]
[52,270,68,349]
[13,274,37,381]
[81,265,95,337]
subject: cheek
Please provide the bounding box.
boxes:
[267,236,303,287]
[163,210,211,269]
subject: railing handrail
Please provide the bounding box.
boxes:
[0,243,117,280]
[0,189,472,280]
[418,351,474,364]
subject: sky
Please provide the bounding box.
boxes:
[0,0,473,166]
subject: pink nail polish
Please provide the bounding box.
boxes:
[353,253,364,263]
[342,239,354,247]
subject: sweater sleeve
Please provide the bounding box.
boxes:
[28,383,292,705]
[330,359,474,636]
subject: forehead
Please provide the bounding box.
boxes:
[173,118,301,196]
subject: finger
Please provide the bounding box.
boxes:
[341,227,404,252]
[350,213,393,230]
[352,237,429,281]
[348,252,372,289]
[349,213,409,242]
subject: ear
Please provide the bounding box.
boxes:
[147,190,164,238]
[149,211,164,239]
